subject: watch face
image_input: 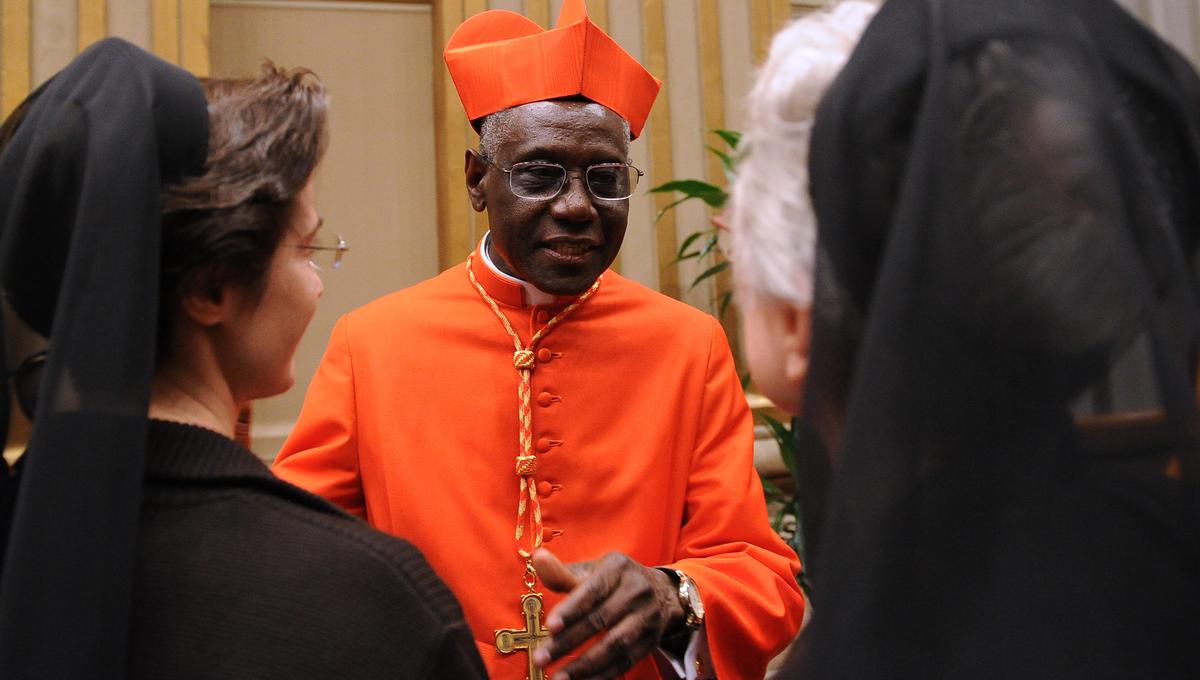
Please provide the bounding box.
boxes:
[690,586,705,618]
[682,575,704,624]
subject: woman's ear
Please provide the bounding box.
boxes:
[465,149,488,213]
[180,290,225,327]
[178,274,236,327]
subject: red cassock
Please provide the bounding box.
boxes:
[274,246,805,679]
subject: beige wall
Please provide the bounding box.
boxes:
[209,1,439,457]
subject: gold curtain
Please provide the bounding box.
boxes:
[1,0,209,119]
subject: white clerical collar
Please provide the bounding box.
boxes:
[479,232,556,307]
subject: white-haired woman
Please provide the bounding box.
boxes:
[745,0,1200,676]
[726,1,878,416]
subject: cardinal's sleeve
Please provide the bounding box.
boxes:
[662,318,806,680]
[273,315,367,518]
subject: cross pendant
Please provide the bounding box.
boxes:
[494,592,551,680]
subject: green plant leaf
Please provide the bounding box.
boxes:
[716,290,734,319]
[759,413,798,478]
[698,235,720,258]
[648,179,727,208]
[712,129,741,150]
[675,230,713,259]
[688,261,731,290]
[653,196,691,223]
[760,476,784,501]
[706,145,735,175]
[648,178,718,195]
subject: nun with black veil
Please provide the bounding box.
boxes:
[730,0,1200,677]
[0,39,485,678]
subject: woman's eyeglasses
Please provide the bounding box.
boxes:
[291,228,349,271]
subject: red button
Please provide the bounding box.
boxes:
[536,481,554,496]
[536,437,561,453]
[536,310,550,324]
[542,528,565,543]
[537,391,558,407]
[536,348,553,363]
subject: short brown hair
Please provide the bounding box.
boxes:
[158,63,328,358]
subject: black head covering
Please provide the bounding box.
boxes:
[0,38,207,677]
[788,0,1200,677]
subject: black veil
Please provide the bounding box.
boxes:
[790,0,1200,677]
[0,39,207,677]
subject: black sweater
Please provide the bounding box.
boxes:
[124,419,486,679]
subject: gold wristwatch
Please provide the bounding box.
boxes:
[661,568,705,629]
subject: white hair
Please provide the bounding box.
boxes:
[478,108,519,159]
[727,1,878,309]
[478,101,631,160]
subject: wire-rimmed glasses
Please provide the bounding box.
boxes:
[291,228,348,271]
[481,155,643,201]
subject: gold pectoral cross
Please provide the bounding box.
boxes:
[495,592,551,680]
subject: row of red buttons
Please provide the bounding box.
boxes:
[534,308,562,542]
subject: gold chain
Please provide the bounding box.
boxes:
[466,255,601,590]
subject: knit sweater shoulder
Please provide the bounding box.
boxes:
[128,419,485,679]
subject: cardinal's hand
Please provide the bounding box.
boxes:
[531,548,685,680]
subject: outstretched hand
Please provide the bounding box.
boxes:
[531,548,684,680]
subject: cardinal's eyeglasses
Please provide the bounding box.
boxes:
[480,155,643,201]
